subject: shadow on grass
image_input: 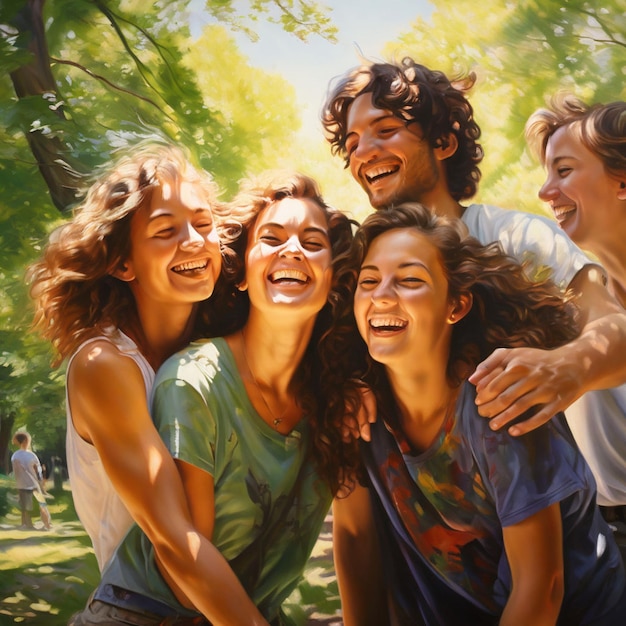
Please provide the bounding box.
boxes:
[0,477,343,625]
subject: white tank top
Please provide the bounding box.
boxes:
[65,329,155,571]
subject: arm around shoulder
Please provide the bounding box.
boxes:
[470,264,626,435]
[566,264,626,389]
[69,343,269,625]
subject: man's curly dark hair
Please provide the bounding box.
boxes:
[321,57,484,202]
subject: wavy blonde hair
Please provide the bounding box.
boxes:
[525,93,626,179]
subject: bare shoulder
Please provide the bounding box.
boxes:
[68,337,149,441]
[69,338,141,385]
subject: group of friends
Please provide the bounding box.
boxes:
[27,57,626,625]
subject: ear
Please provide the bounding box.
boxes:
[236,280,248,292]
[618,180,626,201]
[112,262,135,282]
[447,293,472,324]
[434,133,459,161]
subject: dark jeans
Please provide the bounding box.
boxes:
[599,505,626,524]
[67,585,209,626]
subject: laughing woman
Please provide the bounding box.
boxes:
[329,203,626,626]
[28,144,273,620]
[68,171,357,626]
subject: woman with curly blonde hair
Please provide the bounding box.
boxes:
[329,203,626,626]
[29,142,273,624]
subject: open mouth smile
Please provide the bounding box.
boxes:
[369,317,408,332]
[171,259,209,275]
[553,205,576,224]
[364,164,400,184]
[269,269,310,285]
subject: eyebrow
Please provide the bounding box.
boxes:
[346,112,402,138]
[360,261,431,273]
[548,154,580,167]
[259,222,329,237]
[148,207,212,221]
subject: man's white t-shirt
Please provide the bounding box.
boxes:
[462,203,626,506]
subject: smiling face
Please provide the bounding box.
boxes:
[538,124,624,252]
[354,227,457,372]
[120,176,222,310]
[345,92,441,209]
[244,196,333,320]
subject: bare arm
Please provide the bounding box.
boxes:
[69,342,268,626]
[469,265,626,435]
[500,503,564,626]
[333,482,388,626]
[160,460,270,625]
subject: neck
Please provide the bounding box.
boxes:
[127,303,196,370]
[230,311,316,433]
[420,187,465,220]
[386,364,458,452]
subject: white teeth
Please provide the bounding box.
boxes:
[553,206,576,223]
[365,165,398,182]
[270,269,308,282]
[172,260,208,273]
[370,318,407,329]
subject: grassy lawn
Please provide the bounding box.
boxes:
[0,476,342,625]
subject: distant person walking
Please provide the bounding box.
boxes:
[11,431,52,530]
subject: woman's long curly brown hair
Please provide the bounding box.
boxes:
[321,202,581,447]
[27,142,234,365]
[207,170,360,496]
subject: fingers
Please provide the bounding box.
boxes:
[341,380,378,443]
[473,367,537,418]
[470,347,572,435]
[341,416,361,443]
[505,404,557,437]
[468,349,507,388]
[358,422,372,443]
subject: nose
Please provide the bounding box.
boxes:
[278,234,303,259]
[370,278,396,306]
[538,175,559,203]
[351,130,378,166]
[179,223,205,249]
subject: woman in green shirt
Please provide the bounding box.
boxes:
[69,170,358,626]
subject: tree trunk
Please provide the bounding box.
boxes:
[0,411,16,476]
[9,0,86,212]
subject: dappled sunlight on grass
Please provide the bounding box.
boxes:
[0,482,100,625]
[0,481,343,624]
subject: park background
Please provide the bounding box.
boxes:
[0,0,625,623]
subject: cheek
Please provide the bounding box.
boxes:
[212,254,223,279]
[353,293,369,339]
[349,156,361,180]
[207,228,221,247]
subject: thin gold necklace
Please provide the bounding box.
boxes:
[240,329,286,430]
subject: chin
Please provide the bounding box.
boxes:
[369,195,392,211]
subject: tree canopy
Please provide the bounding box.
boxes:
[384,0,626,214]
[0,0,336,471]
